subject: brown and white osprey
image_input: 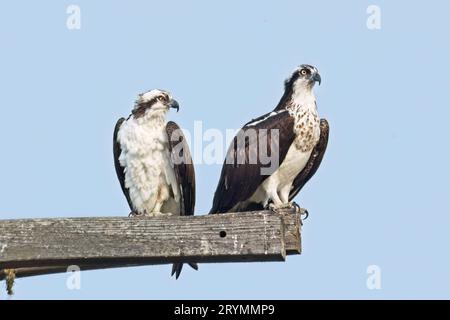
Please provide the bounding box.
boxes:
[210,65,329,214]
[113,89,197,279]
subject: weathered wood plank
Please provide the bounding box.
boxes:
[282,213,302,254]
[0,212,298,270]
[0,211,302,280]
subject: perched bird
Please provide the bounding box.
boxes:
[113,89,197,279]
[210,65,329,214]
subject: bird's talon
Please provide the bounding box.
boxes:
[267,203,278,213]
[300,209,309,220]
[291,202,300,214]
[291,202,309,219]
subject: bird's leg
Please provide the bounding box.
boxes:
[279,185,291,204]
[266,190,283,213]
[268,186,300,212]
[150,202,164,216]
[140,204,162,217]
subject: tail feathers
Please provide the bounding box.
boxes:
[171,263,183,279]
[171,263,199,279]
[188,262,198,270]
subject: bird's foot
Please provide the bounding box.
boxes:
[292,201,309,220]
[267,203,277,213]
[143,211,157,217]
[143,211,174,217]
[128,211,139,217]
[267,202,309,219]
[267,202,293,213]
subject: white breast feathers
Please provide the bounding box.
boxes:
[117,113,180,215]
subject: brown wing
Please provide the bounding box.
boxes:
[166,121,198,279]
[289,118,329,201]
[166,121,196,216]
[113,118,133,211]
[209,110,296,214]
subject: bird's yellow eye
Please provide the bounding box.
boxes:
[300,69,307,75]
[157,96,165,101]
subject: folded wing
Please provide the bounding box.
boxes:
[210,110,296,214]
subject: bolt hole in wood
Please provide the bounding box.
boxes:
[219,230,227,238]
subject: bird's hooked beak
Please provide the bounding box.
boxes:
[168,99,180,112]
[312,72,322,86]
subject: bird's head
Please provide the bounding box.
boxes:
[284,64,321,93]
[132,89,179,118]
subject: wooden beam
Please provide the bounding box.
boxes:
[0,211,301,280]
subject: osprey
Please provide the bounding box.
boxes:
[113,89,197,279]
[210,65,329,214]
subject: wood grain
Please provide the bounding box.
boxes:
[0,211,301,280]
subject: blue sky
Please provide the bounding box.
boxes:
[1,1,449,299]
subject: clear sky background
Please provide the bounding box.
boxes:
[1,1,449,299]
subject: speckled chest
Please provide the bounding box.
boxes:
[288,102,321,152]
